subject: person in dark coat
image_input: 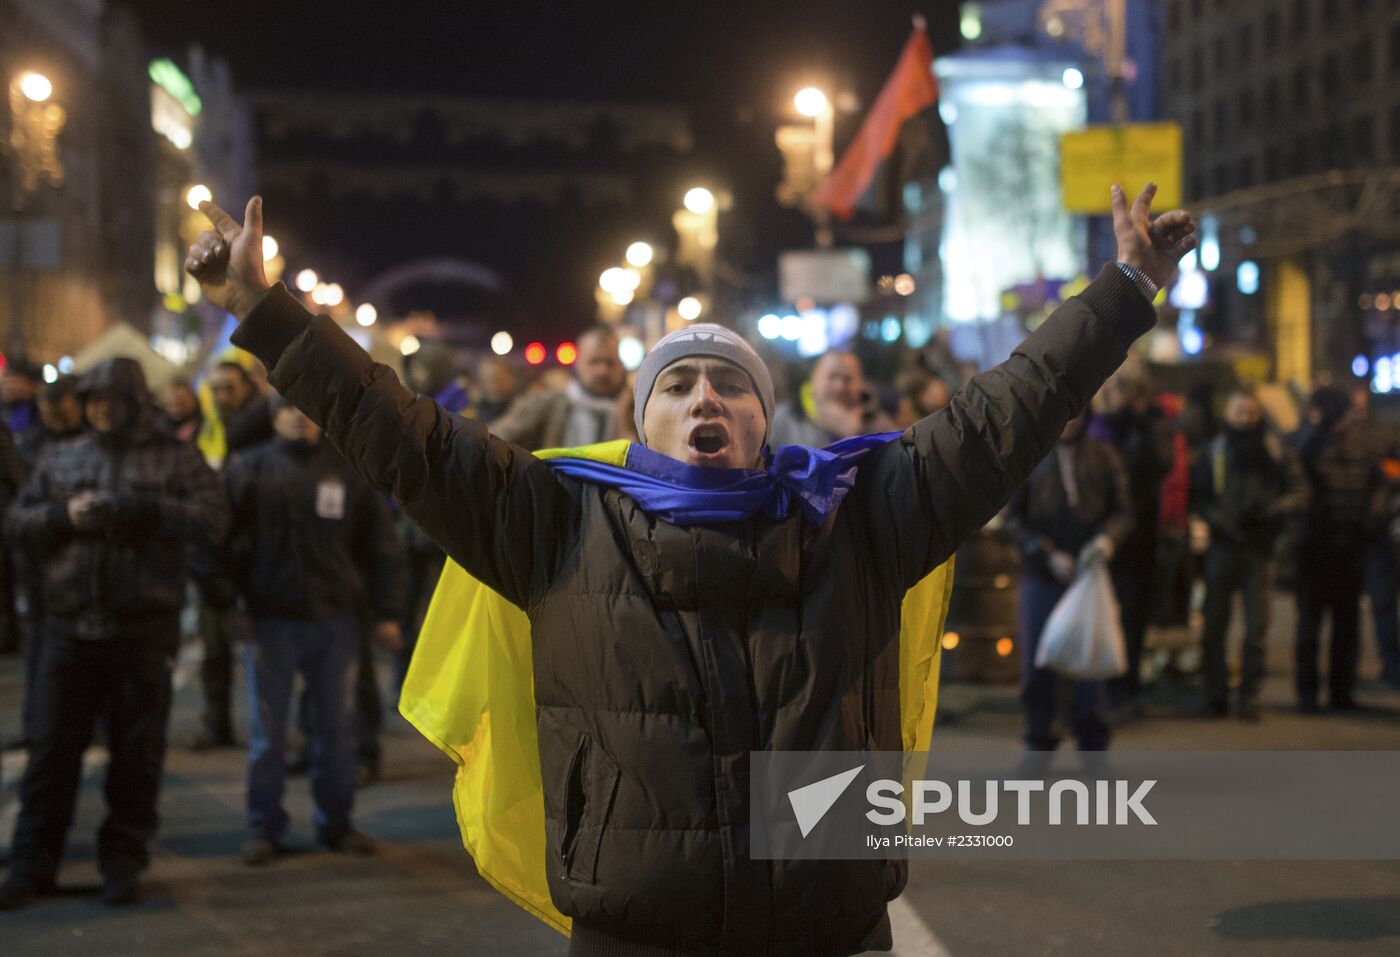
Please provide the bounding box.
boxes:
[1190,388,1306,720]
[214,395,406,865]
[185,187,1195,956]
[1004,415,1134,751]
[157,378,203,444]
[2,358,45,466]
[1294,387,1386,713]
[0,358,228,909]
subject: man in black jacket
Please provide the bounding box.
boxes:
[0,358,228,909]
[1294,387,1385,713]
[185,187,1194,956]
[1004,415,1134,751]
[1190,388,1305,719]
[219,397,406,865]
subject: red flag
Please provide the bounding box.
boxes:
[813,24,939,220]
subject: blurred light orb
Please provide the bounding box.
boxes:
[18,72,53,102]
[490,331,513,355]
[323,283,344,307]
[185,184,212,210]
[295,269,318,292]
[261,235,279,261]
[893,274,917,296]
[1062,68,1084,90]
[794,87,829,118]
[677,296,702,321]
[757,314,782,340]
[399,335,421,357]
[625,242,654,268]
[618,336,646,371]
[683,187,715,214]
[355,303,378,327]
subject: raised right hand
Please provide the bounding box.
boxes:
[184,196,270,320]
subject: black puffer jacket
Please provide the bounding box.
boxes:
[4,358,228,638]
[231,265,1155,956]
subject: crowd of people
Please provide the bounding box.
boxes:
[0,294,1394,911]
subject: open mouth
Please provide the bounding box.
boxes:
[688,423,730,457]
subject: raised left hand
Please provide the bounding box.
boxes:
[1111,183,1198,291]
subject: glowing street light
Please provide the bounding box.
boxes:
[355,303,378,326]
[677,296,702,321]
[17,72,53,103]
[323,283,344,307]
[611,288,636,306]
[683,187,715,215]
[625,242,654,268]
[793,87,829,118]
[185,184,212,210]
[400,334,421,357]
[261,234,279,261]
[491,331,513,355]
[295,268,318,292]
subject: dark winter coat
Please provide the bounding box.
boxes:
[230,264,1155,956]
[1191,428,1306,554]
[4,358,228,638]
[220,437,407,623]
[1004,435,1135,580]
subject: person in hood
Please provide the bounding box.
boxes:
[184,186,1195,956]
[0,358,227,910]
[490,325,627,450]
[1190,387,1306,720]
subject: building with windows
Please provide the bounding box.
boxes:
[1160,0,1400,385]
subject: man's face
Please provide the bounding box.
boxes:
[576,334,625,398]
[209,368,252,417]
[812,353,863,409]
[273,404,322,444]
[39,395,82,434]
[479,360,515,401]
[85,390,131,435]
[642,357,766,469]
[162,384,199,421]
[2,373,37,405]
[1224,394,1262,431]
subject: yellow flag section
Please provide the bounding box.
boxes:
[398,440,953,937]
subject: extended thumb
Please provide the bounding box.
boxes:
[244,195,263,236]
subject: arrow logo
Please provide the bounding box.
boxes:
[787,765,865,838]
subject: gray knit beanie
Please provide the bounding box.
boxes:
[633,324,775,448]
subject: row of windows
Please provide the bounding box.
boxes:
[1167,23,1400,95]
[1181,69,1394,149]
[1168,0,1374,38]
[1185,106,1400,199]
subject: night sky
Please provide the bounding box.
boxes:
[128,0,961,341]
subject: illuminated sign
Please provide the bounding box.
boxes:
[1060,123,1182,213]
[148,59,202,116]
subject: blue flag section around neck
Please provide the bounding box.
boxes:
[541,432,902,526]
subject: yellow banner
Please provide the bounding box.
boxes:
[1060,123,1182,213]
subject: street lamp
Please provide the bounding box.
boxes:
[793,87,828,118]
[355,303,378,327]
[5,69,66,357]
[794,86,834,248]
[16,72,52,103]
[625,241,654,268]
[683,187,715,214]
[295,268,318,292]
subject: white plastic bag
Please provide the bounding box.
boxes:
[1034,564,1127,680]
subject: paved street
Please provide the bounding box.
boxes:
[1,599,1398,956]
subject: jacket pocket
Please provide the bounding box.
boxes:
[558,732,621,885]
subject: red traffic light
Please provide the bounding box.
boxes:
[556,342,578,366]
[524,342,546,365]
